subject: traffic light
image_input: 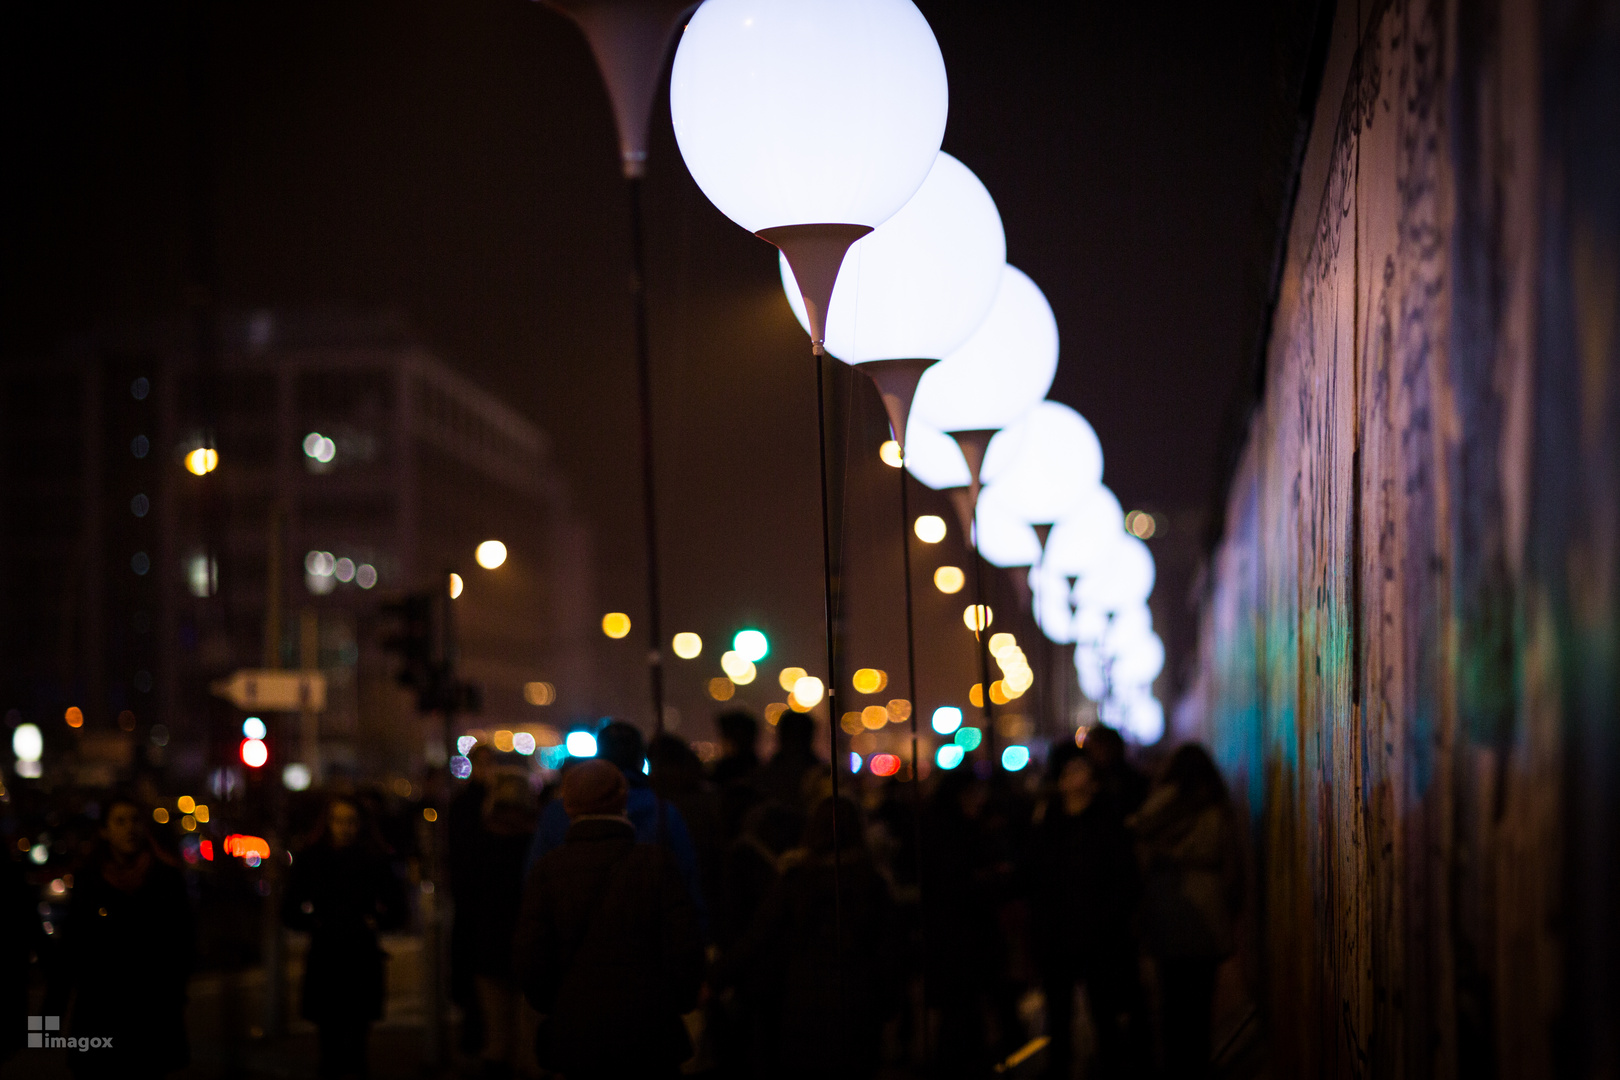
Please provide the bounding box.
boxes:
[378,588,482,719]
[381,593,435,691]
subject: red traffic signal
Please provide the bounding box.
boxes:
[240,738,268,768]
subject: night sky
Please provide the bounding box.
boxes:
[3,1,1310,732]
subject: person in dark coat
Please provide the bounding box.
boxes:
[753,712,826,814]
[283,796,408,1079]
[447,745,494,1053]
[648,732,725,937]
[514,759,705,1080]
[52,794,195,1079]
[920,770,1010,1078]
[718,796,900,1080]
[1,848,39,1065]
[1128,744,1241,1080]
[525,721,707,935]
[464,768,539,1078]
[1083,725,1150,815]
[1027,741,1143,1079]
[709,710,762,842]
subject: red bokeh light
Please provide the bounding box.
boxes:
[870,753,902,777]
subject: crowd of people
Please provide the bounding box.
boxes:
[4,711,1241,1080]
[448,712,1242,1080]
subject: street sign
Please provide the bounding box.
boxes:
[210,670,327,712]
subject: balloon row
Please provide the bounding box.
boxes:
[666,0,1161,739]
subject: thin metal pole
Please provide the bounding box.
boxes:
[811,345,844,1058]
[626,176,667,735]
[971,506,996,762]
[897,457,929,1067]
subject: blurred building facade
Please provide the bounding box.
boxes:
[1,310,593,789]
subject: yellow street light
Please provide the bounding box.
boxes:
[672,632,703,659]
[851,668,888,694]
[791,675,825,709]
[914,515,947,543]
[933,566,965,594]
[602,613,632,638]
[185,448,219,476]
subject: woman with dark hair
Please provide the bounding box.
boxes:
[1027,740,1142,1078]
[719,795,899,1080]
[283,796,408,1079]
[1128,744,1241,1078]
[54,794,194,1078]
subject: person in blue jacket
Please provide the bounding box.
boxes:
[527,720,707,936]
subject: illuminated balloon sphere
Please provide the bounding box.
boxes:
[1073,601,1153,648]
[1111,631,1165,686]
[903,419,972,490]
[670,0,948,233]
[781,152,1004,362]
[1030,566,1077,643]
[979,402,1104,525]
[911,266,1058,433]
[1043,487,1126,577]
[971,482,1042,568]
[1073,533,1156,612]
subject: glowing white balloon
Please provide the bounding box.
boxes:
[1075,644,1106,700]
[1030,566,1077,643]
[670,0,948,233]
[1073,601,1153,648]
[911,266,1058,433]
[903,419,972,491]
[1112,632,1165,686]
[1073,533,1155,612]
[971,482,1042,568]
[780,153,1004,362]
[979,402,1104,525]
[1043,488,1126,576]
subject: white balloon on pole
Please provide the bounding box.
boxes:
[911,266,1058,433]
[971,482,1042,568]
[1044,488,1126,577]
[903,420,972,491]
[779,153,1004,362]
[1073,533,1155,612]
[670,0,948,233]
[979,402,1104,524]
[1030,565,1077,643]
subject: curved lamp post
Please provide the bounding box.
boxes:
[538,0,693,733]
[778,150,1002,838]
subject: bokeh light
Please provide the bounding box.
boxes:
[870,753,902,777]
[282,763,312,791]
[933,565,965,593]
[841,712,864,735]
[708,678,736,701]
[849,752,863,774]
[565,731,598,757]
[1001,745,1030,771]
[240,738,268,768]
[242,717,267,740]
[931,706,962,735]
[493,730,515,752]
[601,613,632,639]
[524,681,556,706]
[954,726,983,751]
[672,632,703,659]
[720,651,757,684]
[851,668,888,694]
[914,515,947,543]
[449,573,464,599]
[12,723,43,762]
[879,440,904,468]
[764,702,787,725]
[988,632,1017,657]
[184,447,219,475]
[733,629,770,662]
[861,705,889,730]
[778,666,808,692]
[963,604,994,632]
[887,699,912,722]
[475,540,508,569]
[513,732,537,755]
[937,744,965,770]
[1125,510,1158,539]
[791,676,825,709]
[64,706,83,729]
